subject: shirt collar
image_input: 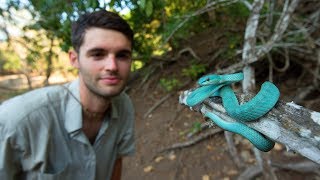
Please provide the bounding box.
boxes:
[64,78,120,134]
[64,78,82,134]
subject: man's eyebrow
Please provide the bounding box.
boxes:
[86,48,132,54]
[117,49,132,54]
[86,48,106,54]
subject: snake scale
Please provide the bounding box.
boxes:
[185,72,280,152]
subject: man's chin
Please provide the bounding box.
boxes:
[99,86,125,98]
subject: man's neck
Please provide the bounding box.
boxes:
[79,82,111,115]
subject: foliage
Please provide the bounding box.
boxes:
[0,0,251,72]
[182,62,206,80]
[159,77,181,92]
[1,0,315,84]
[0,50,21,73]
[188,122,202,135]
[0,0,103,78]
[25,0,103,52]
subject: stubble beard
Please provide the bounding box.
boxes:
[84,75,126,100]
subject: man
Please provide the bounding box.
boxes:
[0,10,135,180]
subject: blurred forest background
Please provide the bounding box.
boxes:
[1,0,320,179]
[0,0,319,109]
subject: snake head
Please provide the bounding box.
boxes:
[199,72,244,86]
[198,74,221,86]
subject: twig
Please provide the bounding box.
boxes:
[255,147,278,180]
[291,57,320,81]
[167,104,184,128]
[158,128,223,153]
[271,160,320,175]
[172,47,201,61]
[139,66,156,89]
[293,85,316,104]
[255,0,300,60]
[237,164,262,180]
[271,48,290,72]
[143,93,173,119]
[314,49,320,86]
[217,0,300,74]
[143,79,192,119]
[225,131,245,169]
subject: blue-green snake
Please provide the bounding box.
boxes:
[185,72,280,152]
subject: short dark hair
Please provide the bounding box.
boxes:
[71,10,134,52]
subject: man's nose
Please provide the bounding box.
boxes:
[104,55,118,71]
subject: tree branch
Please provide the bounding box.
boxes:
[179,91,320,164]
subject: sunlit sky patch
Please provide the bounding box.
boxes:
[0,0,132,40]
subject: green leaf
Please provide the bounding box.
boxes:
[140,0,146,9]
[145,1,153,17]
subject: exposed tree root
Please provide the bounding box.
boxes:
[158,128,223,153]
[237,165,262,180]
[272,160,320,175]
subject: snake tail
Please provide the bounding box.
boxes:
[205,111,275,152]
[220,81,280,122]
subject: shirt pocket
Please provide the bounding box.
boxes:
[26,164,69,180]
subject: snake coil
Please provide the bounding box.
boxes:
[185,72,280,152]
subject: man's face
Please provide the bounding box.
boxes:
[70,27,132,98]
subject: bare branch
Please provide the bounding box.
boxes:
[158,128,223,153]
[164,0,239,43]
[179,91,320,164]
[242,0,264,65]
[255,0,300,60]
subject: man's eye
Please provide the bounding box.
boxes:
[116,53,131,60]
[91,52,104,59]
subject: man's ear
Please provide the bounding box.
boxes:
[69,50,79,68]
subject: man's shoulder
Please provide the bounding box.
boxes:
[0,83,69,125]
[1,84,66,106]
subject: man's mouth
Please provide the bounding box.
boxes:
[99,76,121,85]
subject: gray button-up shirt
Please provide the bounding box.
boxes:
[0,79,135,180]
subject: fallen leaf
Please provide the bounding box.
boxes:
[143,165,153,173]
[227,169,238,176]
[168,152,176,161]
[202,174,210,180]
[154,156,164,163]
[274,143,283,151]
[206,145,214,151]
